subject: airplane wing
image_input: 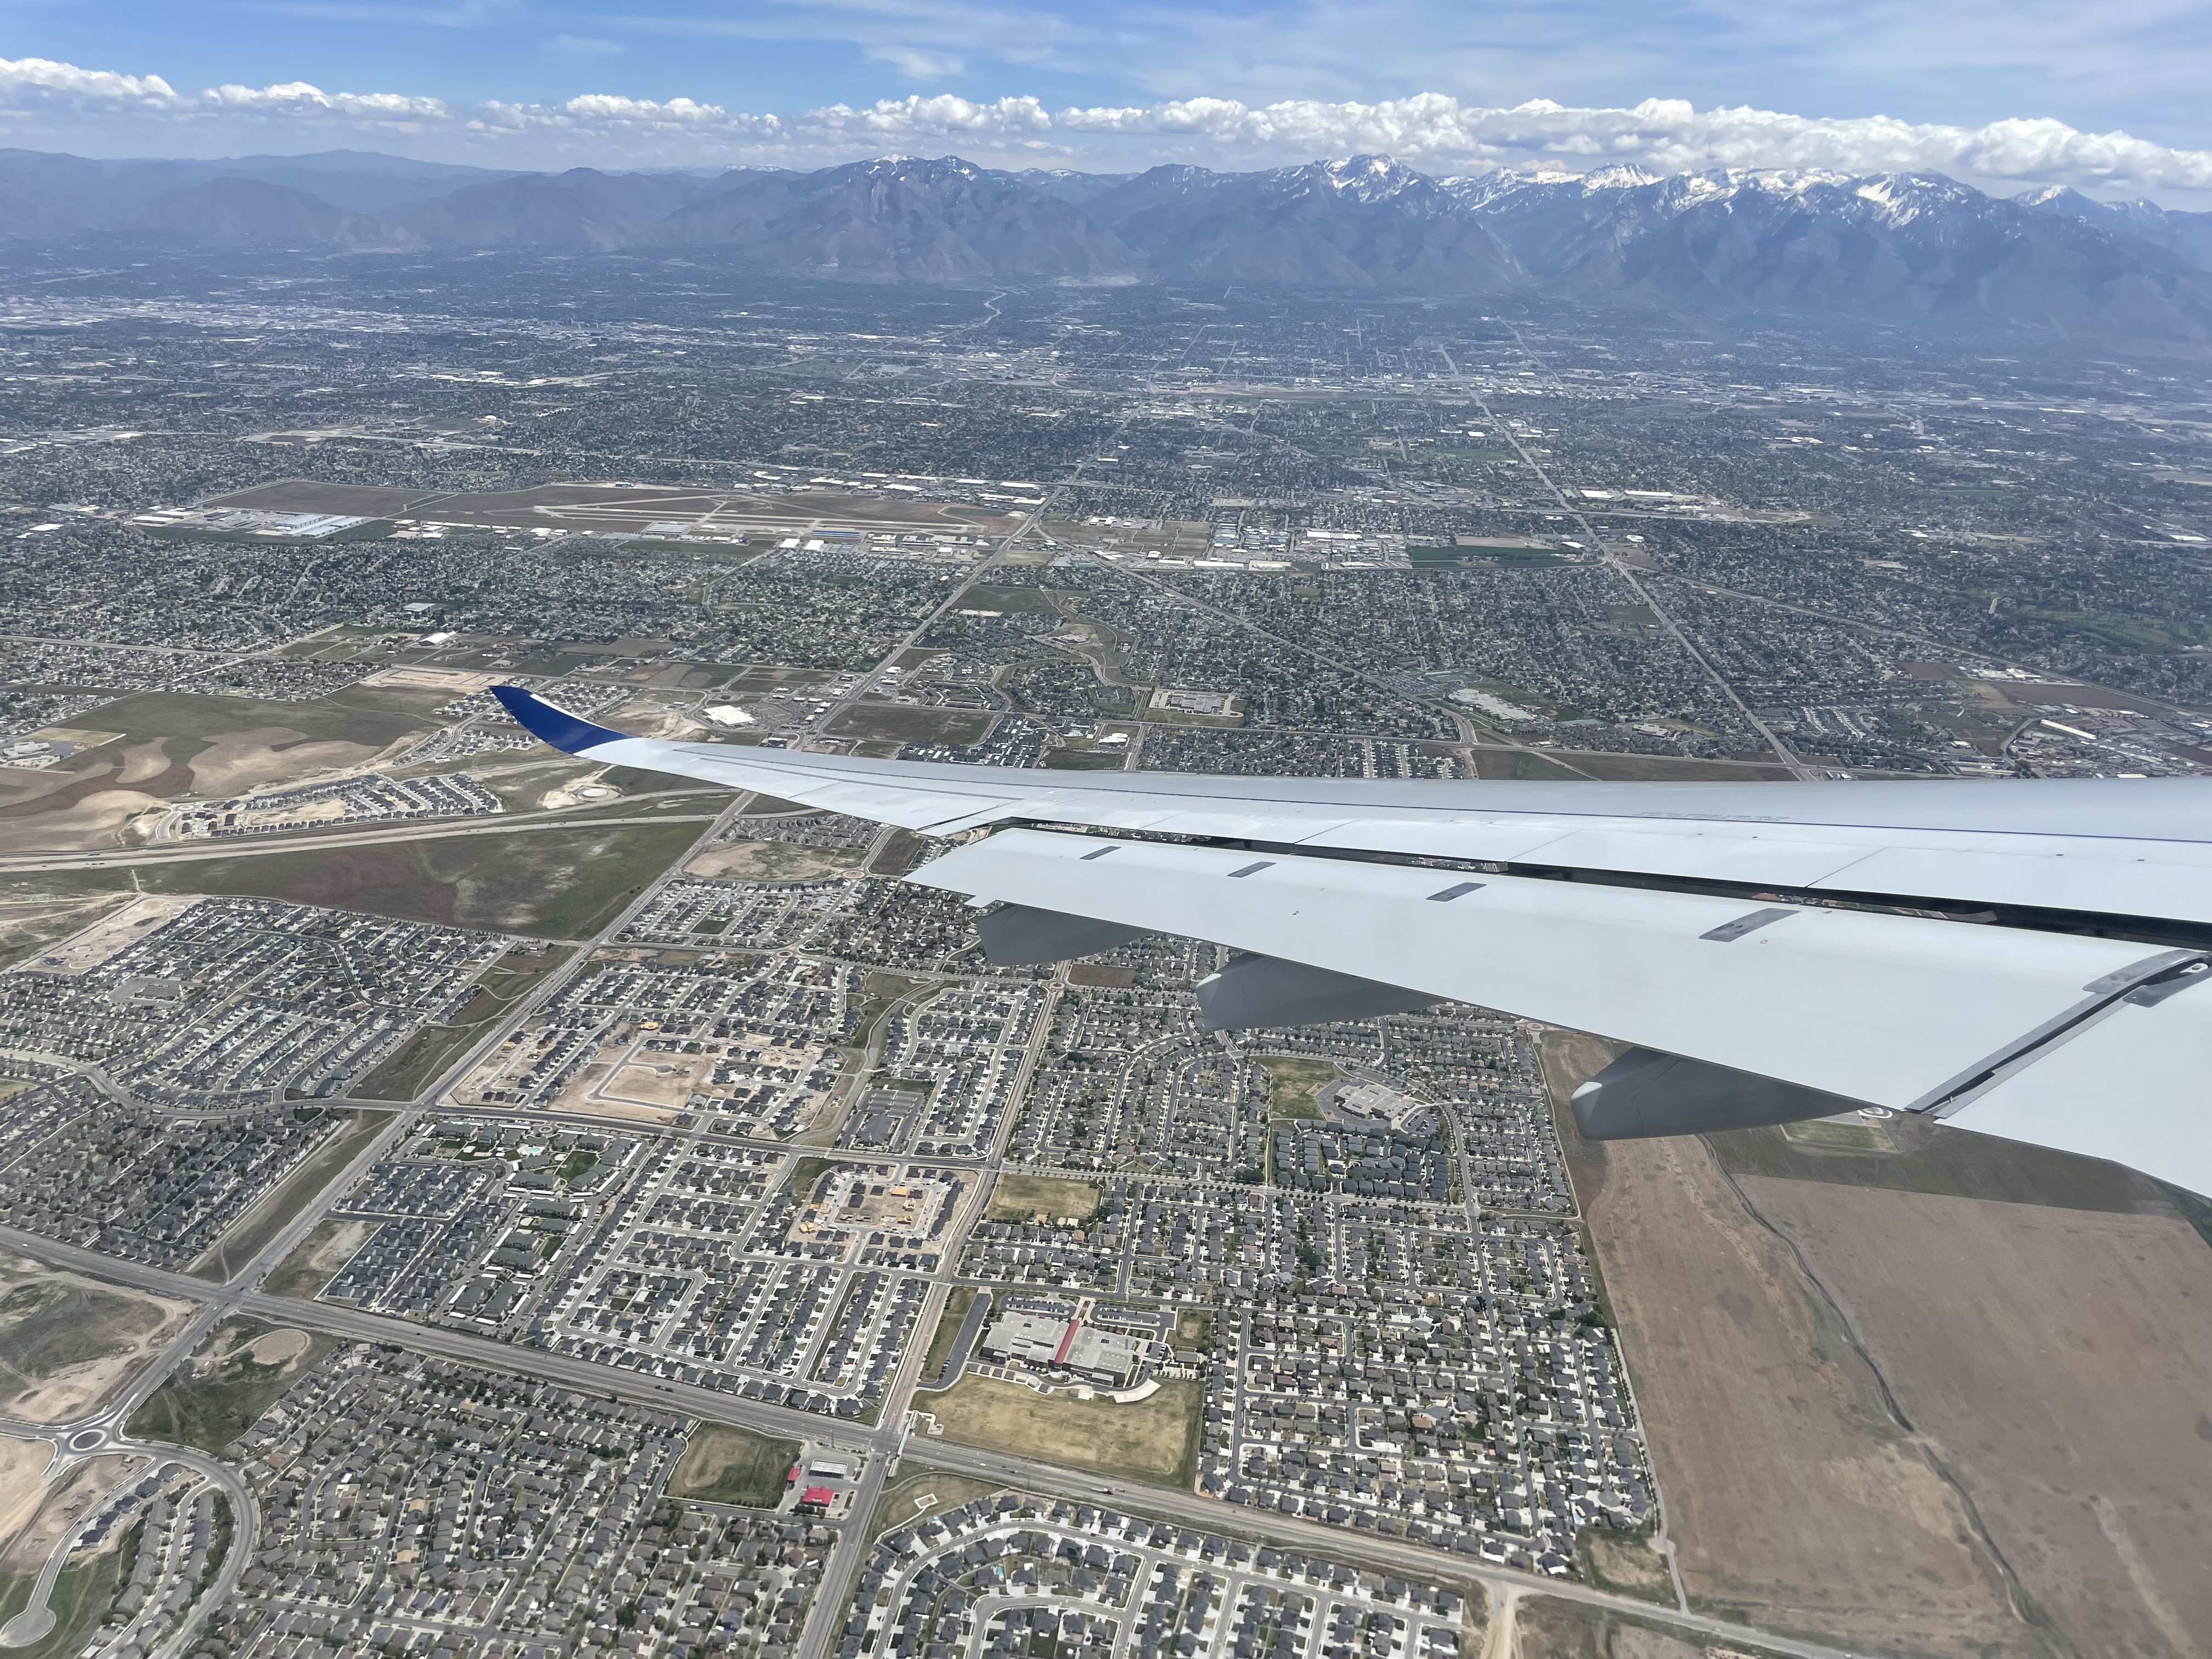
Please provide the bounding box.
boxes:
[494,686,2212,1195]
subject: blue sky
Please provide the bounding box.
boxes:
[2,0,2209,200]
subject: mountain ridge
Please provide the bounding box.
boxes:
[2,146,2207,338]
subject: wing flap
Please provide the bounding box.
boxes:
[906,829,2163,1113]
[1940,983,2212,1196]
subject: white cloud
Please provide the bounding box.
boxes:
[2,55,2208,202]
[864,44,969,79]
[1053,94,2212,198]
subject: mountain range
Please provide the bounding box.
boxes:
[3,146,2210,339]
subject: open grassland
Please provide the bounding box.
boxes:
[1464,747,1589,781]
[824,704,996,746]
[868,1469,1007,1539]
[985,1174,1101,1224]
[666,1423,803,1510]
[0,1253,198,1424]
[1508,1595,1798,1659]
[1252,1056,1337,1119]
[1538,1031,2043,1658]
[356,949,572,1101]
[929,1376,1203,1489]
[1708,1119,2146,1212]
[1573,1526,1674,1606]
[782,1156,836,1198]
[1779,1116,1893,1152]
[1738,1177,2212,1657]
[31,822,703,939]
[0,1550,123,1659]
[1564,752,1798,781]
[867,829,930,877]
[126,1319,334,1455]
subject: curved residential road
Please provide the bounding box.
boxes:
[0,1422,257,1658]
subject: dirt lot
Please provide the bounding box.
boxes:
[0,1252,198,1424]
[0,737,200,852]
[928,1376,1202,1488]
[0,1437,52,1561]
[0,1452,143,1576]
[1538,1033,2045,1658]
[0,686,444,854]
[684,841,865,883]
[1740,1178,2212,1657]
[601,1052,716,1109]
[4,893,203,975]
[0,891,137,972]
[545,1048,680,1124]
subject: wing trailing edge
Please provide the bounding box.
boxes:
[488,687,2212,1193]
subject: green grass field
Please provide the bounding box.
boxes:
[1254,1056,1337,1119]
[869,1469,1008,1539]
[126,1319,333,1453]
[824,704,995,745]
[665,1423,803,1509]
[783,1155,837,1197]
[985,1174,1101,1224]
[0,1551,123,1659]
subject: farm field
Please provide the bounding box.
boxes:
[1740,1177,2212,1657]
[1538,1033,2042,1658]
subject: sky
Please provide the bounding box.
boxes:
[3,0,2210,202]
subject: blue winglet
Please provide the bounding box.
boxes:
[491,685,627,754]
